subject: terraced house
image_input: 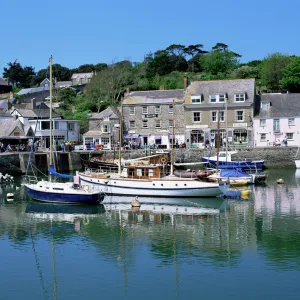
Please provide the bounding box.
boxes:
[184,79,256,146]
[122,89,185,149]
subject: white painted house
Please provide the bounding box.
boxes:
[253,94,300,147]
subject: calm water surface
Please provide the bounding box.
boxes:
[1,169,300,299]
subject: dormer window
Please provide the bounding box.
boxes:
[235,93,246,102]
[103,116,109,122]
[191,95,203,103]
[209,94,225,103]
[261,102,271,111]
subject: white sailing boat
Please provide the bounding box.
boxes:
[23,56,104,204]
[79,100,228,198]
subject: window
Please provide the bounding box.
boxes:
[155,120,161,128]
[286,133,294,140]
[142,106,148,114]
[155,106,161,114]
[102,124,110,133]
[191,130,204,143]
[103,116,109,121]
[137,168,143,176]
[142,120,148,128]
[129,120,135,128]
[210,94,225,103]
[260,119,266,127]
[211,111,225,122]
[288,118,295,126]
[191,95,203,103]
[219,111,225,122]
[235,111,244,121]
[260,133,266,141]
[169,120,175,128]
[148,169,154,177]
[54,121,59,130]
[169,105,173,114]
[193,112,201,122]
[68,123,75,131]
[41,121,50,130]
[273,119,280,132]
[235,93,246,102]
[211,111,217,122]
[101,137,109,145]
[129,107,135,115]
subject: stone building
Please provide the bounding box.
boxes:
[83,106,121,150]
[253,93,300,147]
[122,89,185,149]
[71,73,93,86]
[184,79,256,147]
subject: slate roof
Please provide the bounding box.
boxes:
[257,93,300,118]
[185,79,255,108]
[17,87,49,96]
[11,108,61,119]
[0,119,25,136]
[123,89,184,105]
[89,106,121,119]
[55,81,72,88]
[71,73,93,79]
[0,77,9,85]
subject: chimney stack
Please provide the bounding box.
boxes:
[125,88,130,97]
[183,73,188,90]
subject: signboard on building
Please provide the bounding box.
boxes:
[145,114,158,118]
[233,123,247,128]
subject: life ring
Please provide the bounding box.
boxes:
[161,157,167,163]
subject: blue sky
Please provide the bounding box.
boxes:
[1,0,300,75]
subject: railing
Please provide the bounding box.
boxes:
[23,175,39,185]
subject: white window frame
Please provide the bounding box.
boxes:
[260,133,266,142]
[68,122,74,131]
[219,111,225,122]
[191,95,203,103]
[54,121,59,130]
[260,119,266,127]
[142,120,148,128]
[235,110,244,122]
[169,120,175,128]
[102,124,110,133]
[155,106,161,114]
[168,105,173,114]
[211,111,218,122]
[129,120,135,128]
[142,106,148,114]
[101,137,109,145]
[286,133,294,140]
[137,168,142,177]
[288,118,295,126]
[103,116,109,122]
[129,107,135,115]
[193,111,201,123]
[209,94,225,103]
[234,93,246,102]
[155,120,161,128]
[148,169,154,177]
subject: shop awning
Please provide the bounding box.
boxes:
[124,134,140,139]
[169,135,175,139]
[155,136,161,140]
[139,134,150,137]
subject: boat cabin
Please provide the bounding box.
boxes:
[121,165,166,179]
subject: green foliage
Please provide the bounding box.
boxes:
[260,53,291,91]
[200,44,240,76]
[234,66,260,79]
[280,56,300,92]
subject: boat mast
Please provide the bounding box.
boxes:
[118,98,123,175]
[225,97,228,163]
[216,106,221,166]
[49,55,53,168]
[170,99,175,176]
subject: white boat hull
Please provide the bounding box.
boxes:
[79,174,225,198]
[295,160,300,169]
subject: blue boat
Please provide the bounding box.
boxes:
[202,151,265,170]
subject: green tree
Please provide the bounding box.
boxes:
[57,87,77,111]
[234,66,260,79]
[200,43,240,76]
[261,53,291,91]
[280,56,300,92]
[86,62,132,111]
[146,50,173,78]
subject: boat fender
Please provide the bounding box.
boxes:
[131,196,141,207]
[161,157,166,163]
[7,193,14,201]
[277,178,284,184]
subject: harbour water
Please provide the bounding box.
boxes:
[1,169,300,299]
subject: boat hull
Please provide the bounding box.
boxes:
[202,158,264,169]
[24,185,103,205]
[79,174,224,198]
[295,160,300,169]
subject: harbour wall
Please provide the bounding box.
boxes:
[0,146,298,174]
